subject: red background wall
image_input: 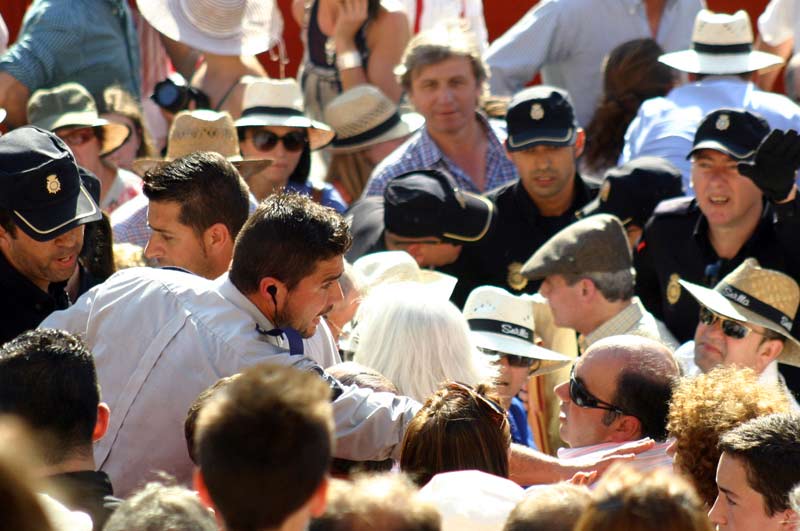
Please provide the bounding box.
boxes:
[0,0,777,82]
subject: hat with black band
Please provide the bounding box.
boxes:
[463,286,570,377]
[679,258,800,366]
[0,126,101,242]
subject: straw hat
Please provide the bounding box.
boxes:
[324,85,424,154]
[463,285,571,376]
[137,0,281,56]
[235,78,334,150]
[352,251,457,300]
[659,10,783,74]
[27,83,130,156]
[133,110,271,178]
[679,258,800,366]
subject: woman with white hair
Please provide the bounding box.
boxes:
[353,282,493,402]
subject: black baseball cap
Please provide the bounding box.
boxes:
[576,157,684,228]
[505,85,578,152]
[383,170,495,243]
[0,126,101,241]
[688,108,770,161]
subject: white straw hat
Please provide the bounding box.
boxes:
[463,286,571,376]
[137,0,282,56]
[324,85,424,154]
[680,258,800,366]
[133,109,271,178]
[659,10,783,74]
[353,251,457,300]
[235,78,335,150]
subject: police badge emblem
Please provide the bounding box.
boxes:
[507,262,528,291]
[530,104,545,120]
[715,114,730,131]
[46,174,61,195]
[667,273,681,305]
[599,180,611,202]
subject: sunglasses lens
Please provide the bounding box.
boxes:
[282,132,307,152]
[721,319,748,339]
[699,306,715,325]
[252,131,279,151]
[506,355,534,368]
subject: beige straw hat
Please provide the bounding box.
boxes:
[27,83,130,156]
[659,10,783,74]
[353,251,457,300]
[133,110,271,178]
[463,285,571,377]
[235,78,334,150]
[324,85,424,154]
[137,0,281,56]
[680,258,800,366]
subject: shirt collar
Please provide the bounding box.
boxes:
[583,298,644,348]
[418,112,498,168]
[215,273,286,347]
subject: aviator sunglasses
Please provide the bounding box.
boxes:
[250,129,308,152]
[569,364,628,416]
[479,347,542,371]
[698,306,761,340]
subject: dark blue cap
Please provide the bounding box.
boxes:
[505,85,578,151]
[689,108,770,161]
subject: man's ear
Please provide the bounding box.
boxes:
[92,402,110,442]
[404,244,425,266]
[755,337,784,374]
[779,508,797,530]
[202,223,231,254]
[610,413,642,443]
[579,278,596,300]
[194,468,214,509]
[308,476,329,518]
[573,128,586,158]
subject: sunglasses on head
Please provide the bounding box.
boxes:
[447,381,508,427]
[479,347,542,370]
[569,364,627,415]
[698,306,760,340]
[56,127,96,147]
[249,129,308,152]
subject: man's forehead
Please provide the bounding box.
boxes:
[692,149,737,163]
[411,56,474,80]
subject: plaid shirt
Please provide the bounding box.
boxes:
[363,113,518,198]
[578,297,678,353]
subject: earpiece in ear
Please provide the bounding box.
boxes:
[267,285,278,307]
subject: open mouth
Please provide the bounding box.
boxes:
[708,195,730,205]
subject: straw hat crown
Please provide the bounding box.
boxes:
[325,85,397,139]
[463,285,535,332]
[692,9,753,45]
[718,258,798,325]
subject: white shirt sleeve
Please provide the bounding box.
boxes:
[758,0,799,47]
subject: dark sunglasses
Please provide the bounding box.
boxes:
[447,381,508,426]
[479,347,541,370]
[250,130,308,152]
[569,364,627,415]
[56,127,96,147]
[698,306,760,340]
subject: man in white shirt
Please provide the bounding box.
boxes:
[755,0,800,95]
[674,258,800,410]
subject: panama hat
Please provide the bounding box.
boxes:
[137,0,281,56]
[324,85,424,154]
[463,285,571,377]
[658,10,783,75]
[679,258,800,366]
[235,78,334,150]
[133,110,271,178]
[27,83,130,156]
[352,251,458,300]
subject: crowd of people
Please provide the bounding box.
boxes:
[3,0,800,529]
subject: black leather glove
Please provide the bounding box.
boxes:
[738,129,800,202]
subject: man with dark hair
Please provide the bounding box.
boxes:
[0,126,101,344]
[710,413,800,530]
[553,335,679,469]
[194,363,333,531]
[143,151,250,279]
[0,328,120,530]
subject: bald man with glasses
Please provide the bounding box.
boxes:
[553,335,679,470]
[675,258,800,411]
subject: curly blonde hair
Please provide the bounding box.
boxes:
[666,366,790,506]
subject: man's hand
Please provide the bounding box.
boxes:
[738,129,800,203]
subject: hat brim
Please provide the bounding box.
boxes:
[688,140,756,161]
[137,0,277,56]
[328,112,425,154]
[133,157,272,179]
[441,192,495,244]
[12,184,102,242]
[43,114,131,156]
[235,114,335,151]
[658,50,784,74]
[506,128,576,152]
[472,330,571,361]
[679,279,800,367]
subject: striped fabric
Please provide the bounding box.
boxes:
[557,439,674,473]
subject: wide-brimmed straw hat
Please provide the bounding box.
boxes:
[679,258,800,366]
[133,110,271,178]
[137,0,281,56]
[352,251,457,300]
[27,83,130,156]
[463,285,571,377]
[324,85,424,154]
[659,10,783,74]
[235,78,334,150]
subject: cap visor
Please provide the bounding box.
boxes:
[688,140,755,160]
[13,184,101,242]
[441,192,494,243]
[506,128,576,152]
